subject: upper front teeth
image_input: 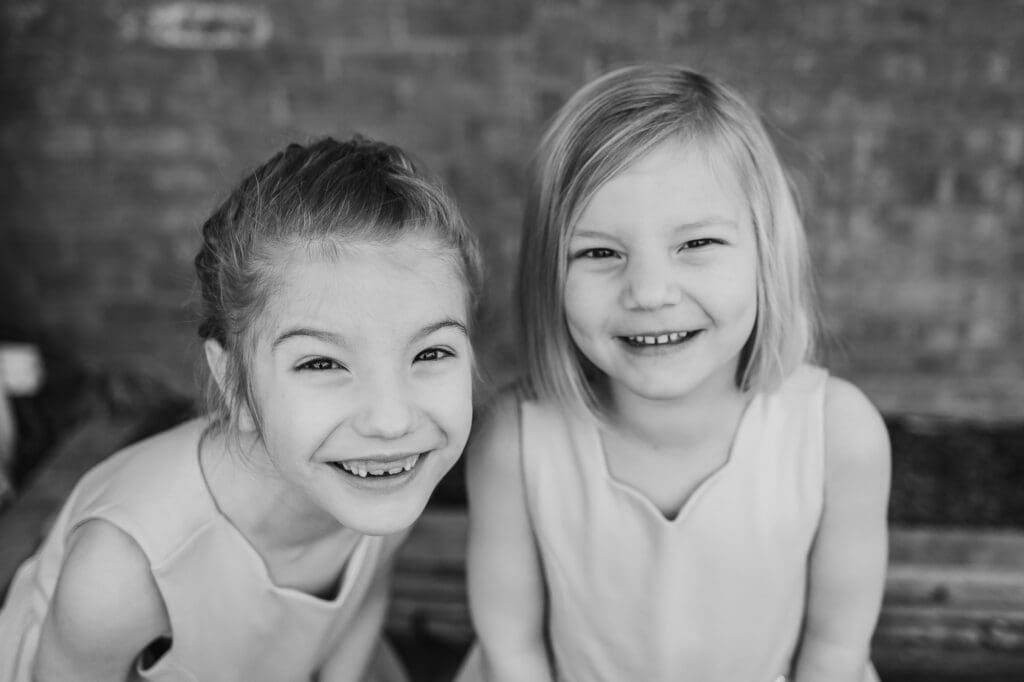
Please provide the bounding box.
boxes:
[627,331,692,346]
[338,453,421,477]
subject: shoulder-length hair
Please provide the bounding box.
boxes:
[518,64,815,418]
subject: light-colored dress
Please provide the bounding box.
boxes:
[0,419,408,682]
[459,365,879,682]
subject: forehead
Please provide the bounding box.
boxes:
[573,138,748,235]
[259,235,468,340]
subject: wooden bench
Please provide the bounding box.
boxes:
[392,510,1024,678]
[4,413,1024,679]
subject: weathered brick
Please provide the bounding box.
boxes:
[146,164,211,195]
[1000,124,1024,165]
[1005,180,1024,215]
[37,125,95,159]
[124,2,272,51]
[1,0,1022,420]
[405,0,532,38]
[275,0,399,45]
[97,125,190,158]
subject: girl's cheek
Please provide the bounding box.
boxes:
[413,368,470,408]
[444,373,475,430]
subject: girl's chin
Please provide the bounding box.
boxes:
[340,513,423,537]
[317,452,456,535]
[329,495,431,536]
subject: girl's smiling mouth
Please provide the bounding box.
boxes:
[619,330,703,348]
[330,452,424,479]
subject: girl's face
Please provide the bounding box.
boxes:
[564,139,758,406]
[244,234,473,536]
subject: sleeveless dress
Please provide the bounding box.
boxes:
[458,365,879,682]
[0,419,408,682]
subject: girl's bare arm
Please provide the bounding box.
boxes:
[33,519,170,682]
[792,377,891,681]
[464,393,553,681]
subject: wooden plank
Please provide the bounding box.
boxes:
[885,563,1024,609]
[876,604,1024,649]
[889,527,1024,566]
[387,597,473,644]
[392,572,465,602]
[396,509,467,566]
[874,603,1024,673]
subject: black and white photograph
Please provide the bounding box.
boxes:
[0,1,1022,680]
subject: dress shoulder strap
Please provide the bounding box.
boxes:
[62,419,215,567]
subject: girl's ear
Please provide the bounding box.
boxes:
[203,339,257,433]
[203,339,230,395]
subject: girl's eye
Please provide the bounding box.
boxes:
[296,357,342,371]
[415,347,454,363]
[575,247,618,259]
[679,238,722,250]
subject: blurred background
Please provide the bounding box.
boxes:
[1,0,1022,679]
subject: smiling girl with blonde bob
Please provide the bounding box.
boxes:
[459,65,890,681]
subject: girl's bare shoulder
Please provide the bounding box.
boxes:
[37,519,169,677]
[823,376,891,478]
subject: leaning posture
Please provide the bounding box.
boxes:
[0,136,481,682]
[460,65,890,681]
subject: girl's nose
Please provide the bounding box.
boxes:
[622,257,682,311]
[352,376,418,440]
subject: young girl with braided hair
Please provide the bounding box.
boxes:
[0,136,482,682]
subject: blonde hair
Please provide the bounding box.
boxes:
[518,64,815,417]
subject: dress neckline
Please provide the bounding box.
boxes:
[189,421,371,608]
[592,392,762,524]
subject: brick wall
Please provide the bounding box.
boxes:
[1,0,1021,420]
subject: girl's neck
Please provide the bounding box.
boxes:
[199,428,356,552]
[601,374,750,453]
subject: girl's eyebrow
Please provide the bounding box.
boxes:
[570,228,617,240]
[572,217,738,240]
[272,319,468,349]
[272,328,347,349]
[412,318,469,342]
[570,227,630,243]
[673,217,739,232]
